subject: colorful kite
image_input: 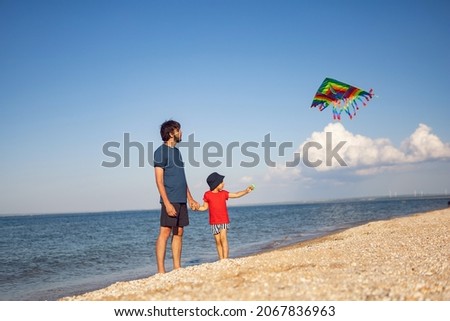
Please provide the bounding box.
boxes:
[310,78,374,120]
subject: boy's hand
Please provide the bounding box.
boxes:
[246,184,255,193]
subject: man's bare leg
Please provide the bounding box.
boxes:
[172,227,184,269]
[156,226,172,273]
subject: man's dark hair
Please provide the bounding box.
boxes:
[160,120,181,142]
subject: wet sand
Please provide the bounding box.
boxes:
[60,208,449,301]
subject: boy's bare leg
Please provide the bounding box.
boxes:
[214,233,224,260]
[172,227,184,269]
[156,226,172,273]
[220,228,229,259]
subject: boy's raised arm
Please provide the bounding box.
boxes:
[229,186,254,199]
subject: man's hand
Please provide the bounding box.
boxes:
[164,203,177,217]
[189,200,200,211]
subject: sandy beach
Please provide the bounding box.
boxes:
[60,208,449,301]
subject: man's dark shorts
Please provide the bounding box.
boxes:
[160,203,189,232]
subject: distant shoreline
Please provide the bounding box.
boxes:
[61,207,450,301]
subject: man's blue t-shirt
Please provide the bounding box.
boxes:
[154,144,187,204]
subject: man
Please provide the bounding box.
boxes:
[153,120,198,273]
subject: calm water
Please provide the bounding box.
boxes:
[0,196,448,301]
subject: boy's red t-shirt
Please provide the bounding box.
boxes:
[203,190,230,225]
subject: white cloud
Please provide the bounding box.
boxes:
[239,175,253,184]
[263,164,301,182]
[402,123,450,161]
[299,122,450,175]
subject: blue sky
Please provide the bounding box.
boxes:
[1,0,450,215]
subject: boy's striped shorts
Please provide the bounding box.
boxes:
[211,223,229,235]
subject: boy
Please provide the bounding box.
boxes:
[196,172,253,260]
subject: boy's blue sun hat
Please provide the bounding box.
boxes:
[207,172,225,191]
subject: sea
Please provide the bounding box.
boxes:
[1,195,448,301]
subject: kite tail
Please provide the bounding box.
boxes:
[343,103,353,119]
[350,100,357,117]
[332,105,339,120]
[364,89,374,101]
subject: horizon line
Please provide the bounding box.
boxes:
[1,193,449,217]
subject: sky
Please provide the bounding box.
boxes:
[1,0,450,215]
